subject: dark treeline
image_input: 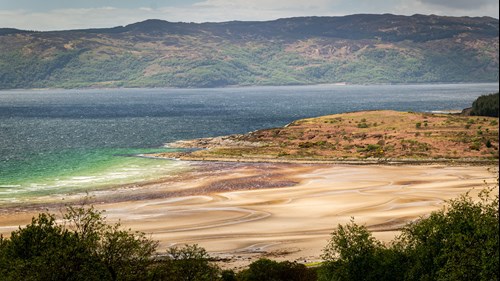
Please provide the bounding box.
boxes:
[470,92,499,117]
[0,187,498,280]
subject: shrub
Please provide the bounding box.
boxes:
[318,188,499,281]
[0,205,158,281]
[399,189,499,280]
[469,141,481,150]
[153,244,220,281]
[319,219,405,281]
[238,258,316,281]
[486,139,492,148]
[0,204,222,281]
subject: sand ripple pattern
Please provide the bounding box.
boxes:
[0,164,497,266]
[102,165,497,262]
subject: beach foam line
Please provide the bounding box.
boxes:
[0,156,192,202]
[0,185,21,188]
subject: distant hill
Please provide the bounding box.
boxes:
[0,14,498,89]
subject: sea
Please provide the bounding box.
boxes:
[0,83,498,203]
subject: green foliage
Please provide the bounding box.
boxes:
[151,244,220,281]
[399,188,499,281]
[319,219,405,281]
[0,50,83,89]
[221,269,237,281]
[470,141,482,150]
[470,92,499,117]
[357,122,369,128]
[237,258,316,281]
[0,213,105,281]
[0,205,157,281]
[0,204,223,281]
[318,188,499,281]
[357,144,385,157]
[486,139,492,148]
[298,141,331,149]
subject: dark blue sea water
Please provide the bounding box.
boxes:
[0,83,498,202]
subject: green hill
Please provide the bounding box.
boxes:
[0,14,498,89]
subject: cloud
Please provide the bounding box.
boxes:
[0,1,340,31]
[187,0,338,22]
[0,0,497,31]
[0,7,163,31]
[419,0,492,9]
[394,0,499,18]
[193,0,333,10]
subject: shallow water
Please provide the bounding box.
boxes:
[0,83,498,202]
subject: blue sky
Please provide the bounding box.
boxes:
[0,0,498,31]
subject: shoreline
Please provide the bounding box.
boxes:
[149,153,499,166]
[1,107,498,268]
[1,82,498,92]
[0,161,497,269]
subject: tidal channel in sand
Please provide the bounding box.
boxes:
[0,162,497,269]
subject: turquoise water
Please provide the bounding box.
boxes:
[0,147,186,202]
[1,83,498,202]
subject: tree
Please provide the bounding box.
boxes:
[470,92,499,117]
[0,204,158,281]
[151,244,221,281]
[319,218,405,281]
[399,188,499,281]
[318,186,499,281]
[0,212,108,281]
[0,203,227,281]
[237,258,316,281]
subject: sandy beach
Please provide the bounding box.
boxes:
[0,162,497,269]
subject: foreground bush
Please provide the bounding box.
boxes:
[0,205,157,281]
[319,219,406,281]
[237,258,316,281]
[0,205,221,281]
[400,188,498,280]
[150,244,220,281]
[319,188,499,281]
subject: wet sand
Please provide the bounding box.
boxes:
[0,162,497,269]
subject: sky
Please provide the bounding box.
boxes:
[0,0,498,31]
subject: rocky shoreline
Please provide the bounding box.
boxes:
[150,138,498,166]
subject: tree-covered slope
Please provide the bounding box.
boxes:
[471,92,499,117]
[0,14,498,89]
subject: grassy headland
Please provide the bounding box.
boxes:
[154,110,499,163]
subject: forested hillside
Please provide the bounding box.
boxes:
[471,92,499,117]
[0,14,498,89]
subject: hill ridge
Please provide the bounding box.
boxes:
[0,14,498,89]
